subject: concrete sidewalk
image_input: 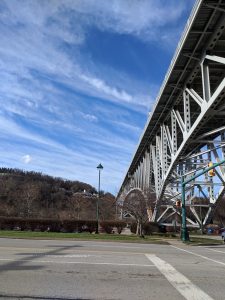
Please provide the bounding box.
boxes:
[190,234,222,240]
[163,234,223,247]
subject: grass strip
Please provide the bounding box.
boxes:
[2,231,222,246]
[0,230,171,244]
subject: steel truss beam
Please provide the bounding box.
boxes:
[118,1,225,228]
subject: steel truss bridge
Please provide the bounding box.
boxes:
[117,0,225,228]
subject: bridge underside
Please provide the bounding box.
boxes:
[117,0,225,228]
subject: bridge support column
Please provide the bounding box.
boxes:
[161,125,168,178]
[183,90,191,133]
[171,111,177,157]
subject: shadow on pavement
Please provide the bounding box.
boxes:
[198,245,225,248]
[0,295,93,300]
[192,243,223,246]
[0,243,83,273]
[46,245,83,248]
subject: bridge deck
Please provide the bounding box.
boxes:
[119,0,225,194]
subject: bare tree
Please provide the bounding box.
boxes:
[99,192,116,220]
[18,182,40,217]
[123,188,156,236]
[123,190,147,236]
[67,193,83,219]
[144,188,157,220]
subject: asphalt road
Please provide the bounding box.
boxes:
[0,238,225,300]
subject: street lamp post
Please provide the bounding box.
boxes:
[181,175,189,241]
[96,163,103,234]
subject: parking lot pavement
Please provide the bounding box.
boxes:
[0,238,225,299]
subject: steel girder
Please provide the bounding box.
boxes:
[117,0,225,227]
[153,52,225,223]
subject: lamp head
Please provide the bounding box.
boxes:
[97,163,103,170]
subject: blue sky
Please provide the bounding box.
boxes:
[0,0,195,194]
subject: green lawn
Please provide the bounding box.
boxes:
[0,230,222,246]
[0,230,172,244]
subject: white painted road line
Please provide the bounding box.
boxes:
[0,247,146,255]
[0,258,154,267]
[171,245,225,266]
[34,254,93,258]
[200,247,225,255]
[89,244,143,249]
[146,254,214,300]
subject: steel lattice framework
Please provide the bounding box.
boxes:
[117,0,225,228]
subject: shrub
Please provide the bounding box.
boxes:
[113,221,126,234]
[0,217,126,234]
[62,220,81,233]
[100,221,114,234]
[0,217,6,230]
[100,220,126,234]
[130,222,137,234]
[48,219,61,232]
[84,220,97,233]
[143,222,159,235]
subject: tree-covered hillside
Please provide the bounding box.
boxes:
[0,168,116,220]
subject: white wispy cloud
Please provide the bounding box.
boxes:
[0,110,136,158]
[80,74,133,103]
[62,0,190,44]
[113,121,142,133]
[0,0,192,109]
[0,120,132,191]
[1,0,191,44]
[80,112,98,122]
[21,154,32,164]
[0,0,194,192]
